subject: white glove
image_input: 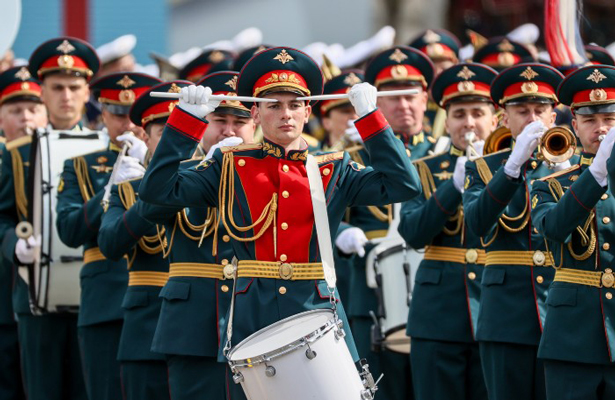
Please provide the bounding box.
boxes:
[473,140,485,157]
[504,121,546,178]
[589,127,615,186]
[335,227,368,257]
[15,235,41,264]
[116,133,148,164]
[205,137,244,160]
[551,160,571,172]
[344,120,363,144]
[348,82,377,118]
[178,85,221,119]
[453,156,467,193]
[112,156,146,184]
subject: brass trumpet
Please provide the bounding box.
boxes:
[537,126,577,168]
[484,126,513,155]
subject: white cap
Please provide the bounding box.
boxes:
[338,26,396,68]
[96,34,137,65]
[134,63,159,77]
[506,23,540,45]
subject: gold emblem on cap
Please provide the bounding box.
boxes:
[456,66,476,80]
[209,51,225,63]
[15,67,31,81]
[520,66,539,80]
[117,75,136,88]
[497,39,515,52]
[119,89,136,103]
[225,76,238,90]
[57,55,75,68]
[343,72,362,86]
[497,52,515,67]
[422,30,441,44]
[168,83,181,93]
[426,43,445,58]
[521,82,539,93]
[457,80,475,92]
[223,92,242,107]
[21,82,30,91]
[265,72,301,85]
[274,49,294,64]
[389,48,408,63]
[390,65,409,79]
[590,88,608,102]
[587,69,607,83]
[56,40,76,54]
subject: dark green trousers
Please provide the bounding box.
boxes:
[18,313,86,400]
[0,323,25,400]
[121,360,171,400]
[411,337,487,400]
[78,321,123,400]
[166,355,226,400]
[544,359,615,400]
[480,341,546,400]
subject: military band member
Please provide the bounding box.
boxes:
[463,63,565,400]
[138,47,421,398]
[399,63,498,400]
[531,65,615,400]
[0,65,86,399]
[54,66,160,400]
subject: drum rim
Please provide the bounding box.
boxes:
[228,308,337,367]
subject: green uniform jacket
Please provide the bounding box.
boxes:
[0,139,17,324]
[399,148,483,342]
[98,178,168,361]
[463,149,554,346]
[139,107,421,350]
[56,143,128,327]
[532,154,615,364]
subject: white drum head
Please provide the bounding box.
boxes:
[384,328,410,354]
[230,309,333,361]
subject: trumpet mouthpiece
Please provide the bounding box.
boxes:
[599,134,606,142]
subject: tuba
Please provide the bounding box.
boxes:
[484,126,513,155]
[537,126,577,168]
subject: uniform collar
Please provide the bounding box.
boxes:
[109,142,122,152]
[412,131,425,146]
[450,145,464,157]
[579,152,595,168]
[262,137,309,161]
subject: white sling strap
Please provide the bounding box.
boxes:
[306,155,337,290]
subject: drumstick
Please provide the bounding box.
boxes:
[149,92,278,103]
[296,88,420,101]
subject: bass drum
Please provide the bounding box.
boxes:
[366,237,423,354]
[18,129,107,314]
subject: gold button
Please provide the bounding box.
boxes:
[604,243,611,251]
[221,285,229,293]
[221,259,229,265]
[606,292,613,300]
[280,254,287,262]
[223,235,230,242]
[282,165,289,172]
[602,194,609,200]
[279,286,287,295]
[468,272,476,280]
[237,159,246,167]
[536,275,544,284]
[282,191,289,198]
[281,222,288,230]
[531,161,538,169]
[322,168,331,176]
[603,217,611,224]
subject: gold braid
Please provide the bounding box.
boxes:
[10,149,27,219]
[416,160,462,235]
[217,152,278,255]
[73,157,95,201]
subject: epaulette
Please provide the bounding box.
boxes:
[313,151,344,164]
[221,143,263,153]
[301,133,320,148]
[5,135,32,151]
[538,164,581,182]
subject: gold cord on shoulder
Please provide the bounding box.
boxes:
[10,149,27,219]
[73,157,95,202]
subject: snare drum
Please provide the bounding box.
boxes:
[228,309,377,400]
[366,237,423,353]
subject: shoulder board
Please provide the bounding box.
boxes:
[301,133,320,148]
[313,151,345,164]
[412,150,447,165]
[221,143,263,153]
[6,135,32,151]
[68,147,110,160]
[538,164,581,182]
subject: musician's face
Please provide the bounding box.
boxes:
[502,102,556,138]
[41,74,89,129]
[433,59,456,77]
[0,100,47,141]
[445,101,497,150]
[253,92,311,148]
[376,84,427,136]
[101,109,144,144]
[200,112,255,152]
[572,112,615,154]
[144,122,164,155]
[322,104,358,147]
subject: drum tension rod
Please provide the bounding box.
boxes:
[305,343,317,360]
[265,363,276,378]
